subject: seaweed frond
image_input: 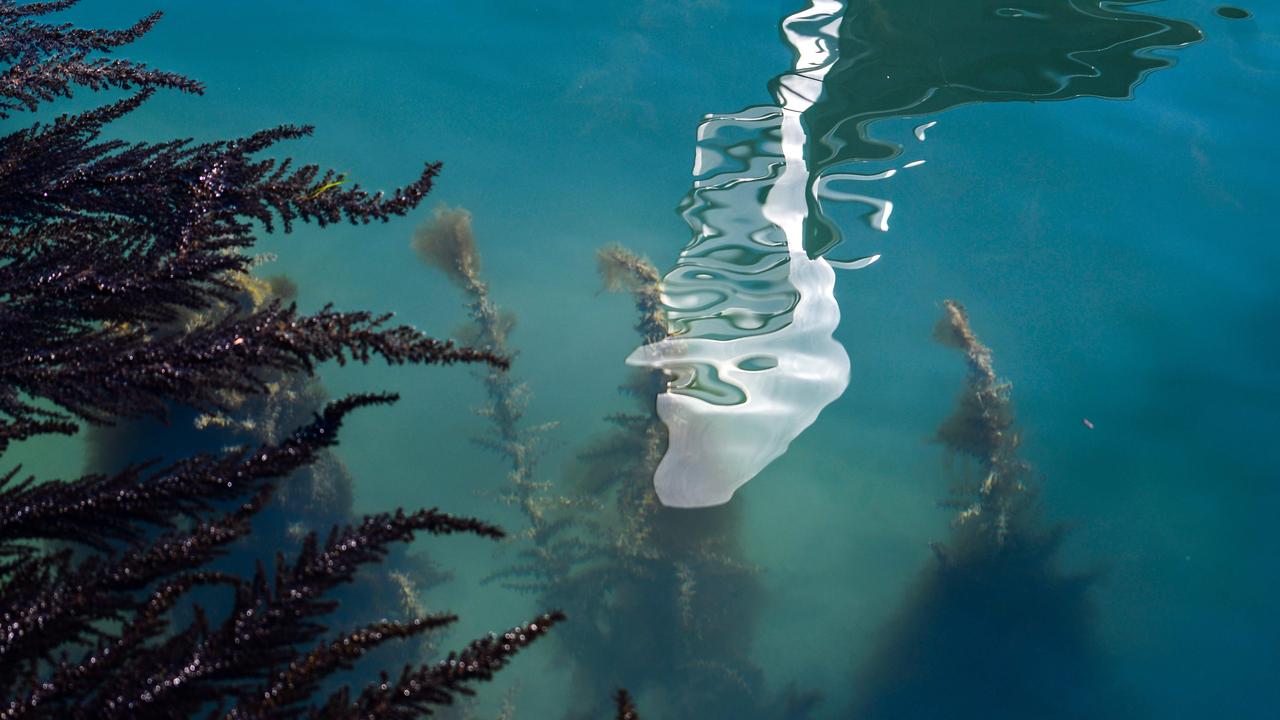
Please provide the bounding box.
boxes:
[0,398,532,718]
[413,205,483,292]
[0,2,204,117]
[932,299,1029,547]
[596,244,667,345]
[848,300,1124,719]
[413,205,581,584]
[335,611,564,719]
[0,4,555,717]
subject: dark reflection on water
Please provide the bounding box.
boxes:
[1215,6,1253,20]
[800,0,1202,256]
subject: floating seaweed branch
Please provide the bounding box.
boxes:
[0,81,492,452]
[336,611,563,719]
[931,299,1030,548]
[81,266,464,679]
[0,4,491,454]
[1,300,504,452]
[0,392,388,552]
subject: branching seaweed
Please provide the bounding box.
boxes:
[0,1,203,117]
[596,245,666,346]
[413,206,592,592]
[421,231,803,718]
[1,396,557,719]
[1,4,556,718]
[931,299,1029,548]
[88,272,458,671]
[539,246,784,719]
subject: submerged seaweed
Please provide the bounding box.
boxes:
[418,221,818,718]
[849,301,1128,720]
[0,3,557,717]
[85,272,456,670]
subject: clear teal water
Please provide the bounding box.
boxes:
[18,0,1279,717]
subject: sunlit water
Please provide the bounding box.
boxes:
[13,0,1278,717]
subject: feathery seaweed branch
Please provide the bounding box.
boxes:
[1,4,556,718]
[0,1,203,117]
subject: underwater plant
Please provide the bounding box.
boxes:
[416,219,818,718]
[411,206,581,578]
[0,2,562,716]
[83,271,455,671]
[848,301,1131,720]
[412,206,595,626]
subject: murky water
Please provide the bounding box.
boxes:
[16,1,1278,717]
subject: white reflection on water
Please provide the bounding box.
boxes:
[627,0,900,507]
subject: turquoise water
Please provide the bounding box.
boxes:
[16,0,1279,717]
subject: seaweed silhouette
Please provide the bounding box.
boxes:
[0,3,561,717]
[848,301,1132,720]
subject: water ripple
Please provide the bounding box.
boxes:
[627,0,1201,508]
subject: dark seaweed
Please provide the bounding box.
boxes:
[0,3,554,717]
[81,273,461,677]
[0,1,202,118]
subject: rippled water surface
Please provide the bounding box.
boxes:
[21,0,1279,717]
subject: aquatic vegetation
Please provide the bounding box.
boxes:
[412,207,568,552]
[412,206,484,295]
[413,207,595,623]
[571,280,765,716]
[0,78,495,451]
[596,245,666,346]
[421,225,811,717]
[0,2,557,716]
[848,301,1129,720]
[564,249,827,717]
[0,1,202,118]
[86,272,455,669]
